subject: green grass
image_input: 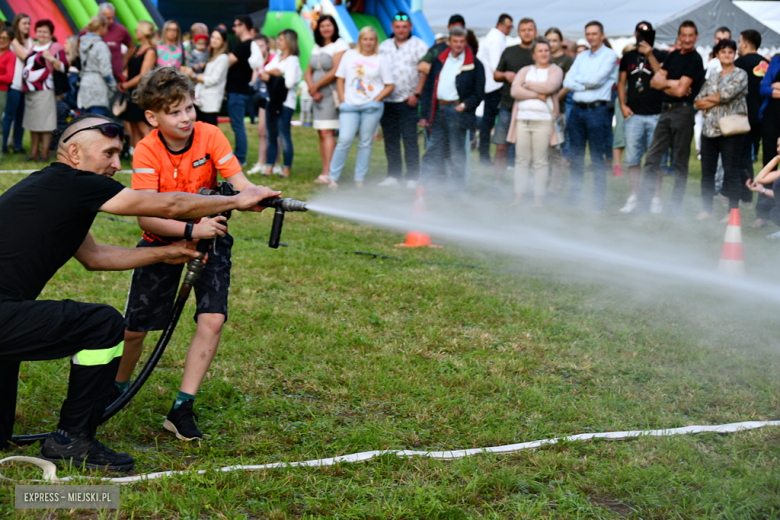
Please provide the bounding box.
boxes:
[1,125,779,519]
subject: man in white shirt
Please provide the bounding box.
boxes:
[562,20,618,211]
[419,27,485,190]
[478,14,513,165]
[378,12,429,189]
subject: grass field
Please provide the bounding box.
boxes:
[1,123,779,519]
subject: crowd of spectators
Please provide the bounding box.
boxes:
[4,6,780,232]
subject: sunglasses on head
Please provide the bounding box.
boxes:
[394,14,410,21]
[62,123,125,144]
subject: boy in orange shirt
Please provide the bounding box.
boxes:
[119,68,279,441]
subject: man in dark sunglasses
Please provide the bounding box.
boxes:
[0,113,279,472]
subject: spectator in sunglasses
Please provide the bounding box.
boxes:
[376,11,429,189]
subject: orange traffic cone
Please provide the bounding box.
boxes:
[395,185,442,248]
[719,208,744,276]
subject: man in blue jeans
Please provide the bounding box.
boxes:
[227,16,264,166]
[419,27,484,191]
[563,21,618,211]
[617,21,668,213]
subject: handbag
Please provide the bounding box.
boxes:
[53,70,71,96]
[718,114,750,136]
[112,93,128,117]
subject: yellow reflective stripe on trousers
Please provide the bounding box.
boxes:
[71,341,124,366]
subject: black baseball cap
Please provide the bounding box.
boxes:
[448,14,465,27]
[635,21,653,32]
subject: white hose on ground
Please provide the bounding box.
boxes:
[1,420,778,484]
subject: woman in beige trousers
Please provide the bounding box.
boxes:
[506,38,563,206]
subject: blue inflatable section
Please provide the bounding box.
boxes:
[410,11,434,45]
[333,4,359,42]
[362,0,433,46]
[269,0,296,12]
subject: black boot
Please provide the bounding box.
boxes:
[40,431,135,472]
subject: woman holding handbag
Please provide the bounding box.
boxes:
[506,37,563,207]
[695,38,748,221]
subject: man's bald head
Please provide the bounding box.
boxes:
[57,114,123,176]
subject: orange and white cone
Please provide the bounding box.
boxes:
[395,185,442,248]
[719,208,744,276]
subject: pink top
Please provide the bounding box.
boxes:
[506,64,563,146]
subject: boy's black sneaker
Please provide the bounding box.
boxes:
[39,432,135,472]
[163,400,203,441]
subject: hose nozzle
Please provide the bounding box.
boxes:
[258,197,308,212]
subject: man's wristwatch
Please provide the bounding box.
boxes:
[413,92,422,99]
[763,186,767,194]
[184,222,194,241]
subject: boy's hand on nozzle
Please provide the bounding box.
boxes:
[194,216,228,238]
[161,242,207,265]
[236,185,282,212]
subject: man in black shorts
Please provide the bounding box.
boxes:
[0,114,278,472]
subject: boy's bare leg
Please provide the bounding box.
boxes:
[180,313,225,395]
[116,330,148,383]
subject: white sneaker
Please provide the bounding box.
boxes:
[619,194,637,214]
[767,231,780,240]
[247,163,264,175]
[406,180,418,190]
[650,197,663,214]
[272,165,283,175]
[377,177,399,187]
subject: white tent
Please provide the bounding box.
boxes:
[423,0,780,45]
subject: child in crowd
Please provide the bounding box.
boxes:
[117,67,279,441]
[187,34,210,74]
[298,78,313,126]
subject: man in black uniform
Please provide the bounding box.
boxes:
[0,114,278,471]
[637,20,704,215]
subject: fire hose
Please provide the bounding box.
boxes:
[10,184,307,446]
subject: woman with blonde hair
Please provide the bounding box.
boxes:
[327,26,394,189]
[78,14,116,116]
[183,27,230,125]
[118,20,157,150]
[157,20,184,69]
[259,29,302,177]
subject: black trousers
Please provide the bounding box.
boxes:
[0,297,124,448]
[755,177,780,225]
[196,107,219,126]
[479,89,502,164]
[381,101,420,180]
[639,104,695,213]
[738,122,760,203]
[761,112,780,167]
[701,134,744,212]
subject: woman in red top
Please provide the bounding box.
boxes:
[0,26,16,163]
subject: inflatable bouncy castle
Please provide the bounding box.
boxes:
[262,0,435,71]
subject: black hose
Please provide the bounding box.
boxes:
[11,240,212,446]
